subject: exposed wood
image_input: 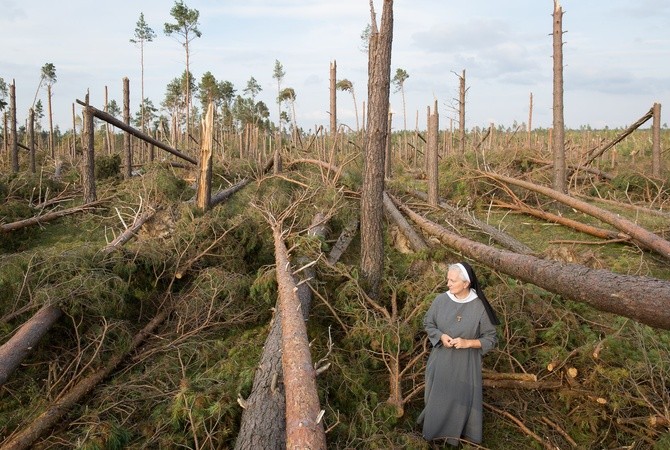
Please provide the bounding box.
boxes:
[394,197,670,330]
[1,300,173,450]
[1,201,103,233]
[403,189,535,255]
[0,305,63,386]
[485,172,670,261]
[10,80,18,173]
[482,379,562,390]
[583,107,654,167]
[123,77,132,179]
[330,60,337,135]
[652,102,662,178]
[196,103,214,211]
[75,99,197,165]
[458,69,466,154]
[28,108,35,174]
[101,208,157,255]
[426,100,439,205]
[82,104,97,203]
[482,371,537,382]
[574,193,670,219]
[383,191,428,252]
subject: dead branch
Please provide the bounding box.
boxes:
[383,191,428,252]
[101,207,157,255]
[484,402,555,450]
[326,216,359,265]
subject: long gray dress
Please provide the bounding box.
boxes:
[418,291,497,445]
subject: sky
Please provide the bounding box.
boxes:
[1,0,669,134]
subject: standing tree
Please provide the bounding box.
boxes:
[164,0,201,145]
[391,68,409,131]
[219,80,236,131]
[336,79,359,132]
[130,12,156,134]
[272,60,285,134]
[552,0,567,193]
[32,63,57,158]
[0,77,7,111]
[361,0,394,298]
[278,87,297,142]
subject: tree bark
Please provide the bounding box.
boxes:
[0,305,63,386]
[47,84,54,159]
[458,70,466,155]
[361,0,394,298]
[123,77,132,179]
[10,80,18,173]
[327,216,359,265]
[651,102,662,178]
[82,105,97,203]
[235,215,327,450]
[209,178,251,208]
[330,60,337,135]
[552,1,567,193]
[101,208,157,255]
[395,198,670,330]
[383,191,427,252]
[485,172,670,261]
[28,108,35,174]
[0,201,102,233]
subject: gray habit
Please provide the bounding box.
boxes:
[418,292,497,445]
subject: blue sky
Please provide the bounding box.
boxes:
[1,0,669,133]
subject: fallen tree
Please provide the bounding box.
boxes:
[484,172,670,261]
[235,214,328,450]
[394,197,670,330]
[1,201,104,233]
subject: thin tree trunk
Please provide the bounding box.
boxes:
[395,198,670,330]
[330,60,337,135]
[101,208,157,255]
[552,1,566,193]
[426,100,439,205]
[10,80,18,173]
[458,70,466,155]
[123,77,132,179]
[71,103,78,159]
[528,92,533,149]
[651,102,662,178]
[0,201,102,233]
[28,108,35,173]
[361,0,394,298]
[47,84,54,159]
[383,191,427,252]
[0,305,63,386]
[104,86,113,155]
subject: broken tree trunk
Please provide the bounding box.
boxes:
[394,198,670,330]
[0,305,63,386]
[196,103,214,211]
[235,215,327,450]
[327,216,359,265]
[209,178,251,208]
[485,172,670,261]
[402,189,535,255]
[1,201,103,233]
[1,300,172,450]
[383,191,428,252]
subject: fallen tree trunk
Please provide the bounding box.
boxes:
[101,208,157,255]
[395,198,670,330]
[575,193,670,219]
[1,201,103,233]
[383,191,428,252]
[327,216,359,265]
[485,172,670,261]
[400,189,536,255]
[235,214,327,450]
[1,301,172,450]
[0,305,63,386]
[209,178,251,208]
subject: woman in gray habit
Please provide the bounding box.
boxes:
[418,262,499,447]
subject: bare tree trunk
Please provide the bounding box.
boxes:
[330,60,337,135]
[104,86,113,155]
[361,0,394,298]
[427,100,439,205]
[3,112,8,155]
[651,102,662,178]
[123,77,132,179]
[552,0,567,193]
[10,80,18,173]
[528,92,533,149]
[458,69,466,155]
[82,104,97,203]
[71,103,78,159]
[0,305,63,386]
[1,202,101,233]
[196,103,214,211]
[101,208,157,255]
[384,110,392,178]
[47,84,54,159]
[395,198,670,330]
[28,108,36,174]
